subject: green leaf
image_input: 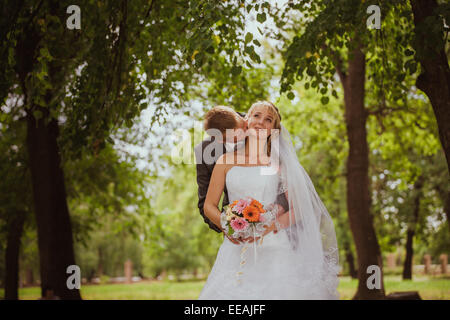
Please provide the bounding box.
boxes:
[256,13,266,23]
[321,96,329,105]
[0,112,8,122]
[409,63,417,74]
[251,52,261,64]
[245,45,261,63]
[287,92,295,100]
[231,66,242,76]
[244,45,253,55]
[404,49,415,56]
[228,225,234,235]
[396,74,405,82]
[8,47,15,65]
[253,39,261,47]
[405,59,417,74]
[245,32,253,43]
[39,47,52,60]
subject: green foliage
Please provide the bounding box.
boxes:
[1,0,448,287]
[182,1,279,111]
[276,79,350,271]
[268,0,449,275]
[275,0,427,113]
[368,103,446,261]
[0,0,267,160]
[143,162,222,279]
[74,219,144,279]
[428,223,450,258]
[0,112,36,285]
[64,142,153,245]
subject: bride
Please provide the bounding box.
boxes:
[199,101,340,300]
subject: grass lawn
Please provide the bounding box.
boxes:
[1,275,449,300]
[337,275,450,300]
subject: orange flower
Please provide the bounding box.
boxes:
[250,199,265,213]
[243,205,261,222]
[231,200,239,208]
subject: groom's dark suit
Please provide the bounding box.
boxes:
[195,111,247,233]
[195,136,230,233]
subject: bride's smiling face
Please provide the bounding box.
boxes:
[247,105,275,139]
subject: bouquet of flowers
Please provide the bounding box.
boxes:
[221,197,276,240]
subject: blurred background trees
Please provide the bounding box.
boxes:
[0,0,448,300]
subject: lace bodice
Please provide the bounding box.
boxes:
[225,166,280,207]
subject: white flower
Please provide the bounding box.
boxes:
[226,207,235,221]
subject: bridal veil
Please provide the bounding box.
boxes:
[261,124,340,299]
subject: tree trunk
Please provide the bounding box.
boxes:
[443,190,450,233]
[97,247,103,278]
[435,186,450,232]
[26,106,81,300]
[25,268,34,286]
[402,176,424,280]
[340,42,385,299]
[345,247,358,279]
[4,210,26,300]
[446,192,450,233]
[402,229,415,280]
[410,0,450,175]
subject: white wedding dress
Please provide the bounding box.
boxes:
[198,165,338,300]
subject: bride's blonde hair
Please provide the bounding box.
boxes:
[246,101,282,157]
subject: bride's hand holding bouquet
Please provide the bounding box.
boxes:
[221,197,279,242]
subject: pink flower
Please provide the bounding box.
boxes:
[233,197,252,214]
[259,214,265,222]
[230,217,249,231]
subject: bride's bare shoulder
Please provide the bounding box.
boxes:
[216,151,237,165]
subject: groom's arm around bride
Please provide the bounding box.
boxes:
[194,106,247,237]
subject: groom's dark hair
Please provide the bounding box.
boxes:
[204,105,243,135]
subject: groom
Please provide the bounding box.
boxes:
[194,106,247,242]
[195,105,289,243]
